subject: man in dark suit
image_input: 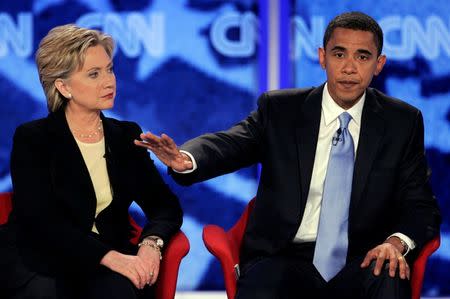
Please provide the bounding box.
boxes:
[136,12,440,299]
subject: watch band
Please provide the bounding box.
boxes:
[144,236,164,249]
[138,240,162,260]
[399,238,410,256]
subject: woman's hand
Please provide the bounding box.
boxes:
[137,244,161,286]
[100,250,153,289]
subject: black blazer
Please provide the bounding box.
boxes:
[171,84,440,265]
[5,108,183,277]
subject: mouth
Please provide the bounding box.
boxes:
[337,80,359,89]
[101,92,114,99]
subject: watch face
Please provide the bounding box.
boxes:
[153,237,163,248]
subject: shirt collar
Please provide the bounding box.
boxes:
[322,82,365,127]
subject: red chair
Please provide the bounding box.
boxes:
[203,198,441,299]
[0,192,189,299]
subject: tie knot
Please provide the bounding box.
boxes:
[338,112,352,129]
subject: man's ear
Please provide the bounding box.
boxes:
[318,47,326,69]
[374,54,387,76]
[54,79,71,99]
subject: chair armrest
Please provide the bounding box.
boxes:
[156,231,190,299]
[128,215,143,245]
[411,235,441,299]
[0,192,13,225]
[203,224,239,299]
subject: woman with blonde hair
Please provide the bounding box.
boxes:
[0,24,182,299]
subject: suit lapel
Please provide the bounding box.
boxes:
[350,88,385,213]
[101,114,124,201]
[47,109,97,223]
[296,85,323,206]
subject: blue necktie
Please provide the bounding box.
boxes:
[313,112,354,282]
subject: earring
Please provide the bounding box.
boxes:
[67,93,72,99]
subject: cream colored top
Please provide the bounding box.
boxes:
[75,137,113,234]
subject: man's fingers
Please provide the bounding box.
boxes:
[397,256,408,279]
[361,251,376,268]
[161,133,175,145]
[373,253,386,276]
[388,254,398,277]
[135,139,155,150]
[406,262,410,280]
[160,134,179,152]
[140,132,160,144]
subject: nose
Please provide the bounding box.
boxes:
[103,72,116,89]
[341,57,357,75]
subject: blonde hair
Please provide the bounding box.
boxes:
[35,24,114,112]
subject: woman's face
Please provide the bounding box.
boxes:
[62,45,116,113]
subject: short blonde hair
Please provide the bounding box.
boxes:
[35,24,114,112]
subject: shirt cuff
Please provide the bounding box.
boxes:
[172,150,197,174]
[388,232,416,252]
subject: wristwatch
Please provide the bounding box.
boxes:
[399,238,410,256]
[146,236,164,249]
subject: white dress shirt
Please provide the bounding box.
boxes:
[293,83,363,242]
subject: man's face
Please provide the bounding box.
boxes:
[319,27,386,109]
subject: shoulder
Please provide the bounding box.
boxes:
[368,88,421,121]
[259,87,317,104]
[256,87,319,114]
[103,117,143,139]
[13,117,50,144]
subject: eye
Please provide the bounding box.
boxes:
[107,66,114,73]
[334,52,344,58]
[358,54,369,61]
[88,71,99,78]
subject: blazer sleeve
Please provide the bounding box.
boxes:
[170,92,270,185]
[394,111,441,250]
[125,122,183,245]
[10,124,111,271]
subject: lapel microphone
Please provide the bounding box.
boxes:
[332,128,343,146]
[104,144,113,163]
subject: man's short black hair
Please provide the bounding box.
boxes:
[323,11,383,56]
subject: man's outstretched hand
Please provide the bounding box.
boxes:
[134,132,193,172]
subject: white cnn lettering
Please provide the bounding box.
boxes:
[0,12,32,57]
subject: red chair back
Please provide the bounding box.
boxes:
[227,198,255,263]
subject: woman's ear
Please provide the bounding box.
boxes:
[54,79,72,99]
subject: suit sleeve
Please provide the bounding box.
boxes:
[394,111,441,250]
[170,92,270,185]
[10,125,111,271]
[126,123,183,245]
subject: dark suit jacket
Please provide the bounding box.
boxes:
[171,84,440,265]
[3,108,183,279]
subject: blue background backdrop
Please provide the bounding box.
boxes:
[0,0,448,295]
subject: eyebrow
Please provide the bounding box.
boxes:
[356,49,373,56]
[330,46,373,56]
[86,61,113,72]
